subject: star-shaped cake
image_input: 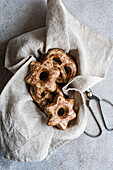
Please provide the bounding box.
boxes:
[44,95,76,130]
[26,58,60,97]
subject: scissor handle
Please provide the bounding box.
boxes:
[85,90,113,138]
[84,98,102,138]
[99,99,113,131]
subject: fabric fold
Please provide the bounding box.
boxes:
[45,0,70,52]
[1,0,113,162]
[62,75,104,94]
[5,28,46,73]
[1,56,54,161]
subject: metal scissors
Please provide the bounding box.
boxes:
[84,89,113,138]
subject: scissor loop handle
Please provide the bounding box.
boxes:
[84,98,102,138]
[99,99,113,131]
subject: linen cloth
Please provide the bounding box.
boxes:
[0,0,113,162]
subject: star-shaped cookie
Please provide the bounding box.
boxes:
[26,59,60,97]
[44,95,76,130]
[30,85,64,110]
[45,49,77,83]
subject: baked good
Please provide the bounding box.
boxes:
[45,48,77,83]
[30,85,63,110]
[26,48,78,130]
[26,59,60,97]
[44,95,76,130]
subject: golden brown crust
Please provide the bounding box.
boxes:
[30,85,64,110]
[45,49,77,83]
[26,48,77,130]
[26,58,60,97]
[44,95,76,130]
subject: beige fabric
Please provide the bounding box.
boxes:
[0,0,113,162]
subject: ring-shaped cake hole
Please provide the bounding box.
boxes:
[64,65,71,75]
[39,70,49,82]
[57,106,69,119]
[41,91,45,97]
[52,57,62,65]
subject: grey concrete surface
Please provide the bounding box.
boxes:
[0,0,113,169]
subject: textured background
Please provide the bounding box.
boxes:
[0,0,113,169]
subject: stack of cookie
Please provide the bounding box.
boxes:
[26,49,77,130]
